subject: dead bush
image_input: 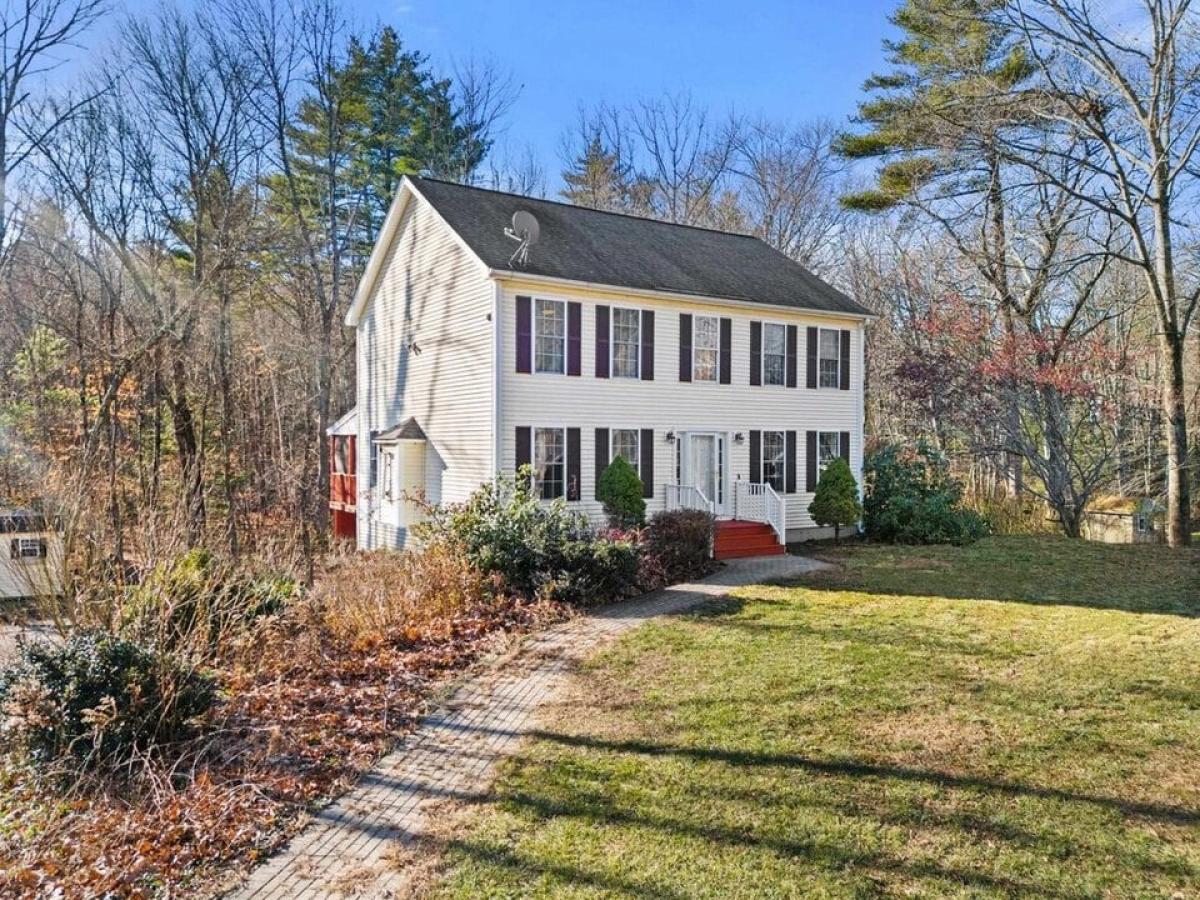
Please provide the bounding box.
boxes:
[314,542,502,646]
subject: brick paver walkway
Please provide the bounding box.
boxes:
[226,555,824,899]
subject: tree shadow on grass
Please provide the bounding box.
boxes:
[527,731,1200,828]
[460,785,1083,899]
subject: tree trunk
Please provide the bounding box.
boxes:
[1161,331,1192,546]
[1151,185,1192,548]
[170,352,206,544]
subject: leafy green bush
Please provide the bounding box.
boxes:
[863,443,988,545]
[416,469,599,600]
[643,510,714,583]
[0,631,215,768]
[548,535,641,605]
[596,457,646,528]
[121,549,295,660]
[808,457,862,542]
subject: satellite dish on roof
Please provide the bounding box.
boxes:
[504,210,539,267]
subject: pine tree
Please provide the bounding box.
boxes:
[808,458,863,544]
[835,0,1033,211]
[560,131,633,211]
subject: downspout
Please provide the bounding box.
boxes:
[857,321,868,535]
[491,280,503,476]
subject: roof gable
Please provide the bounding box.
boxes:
[406,176,871,317]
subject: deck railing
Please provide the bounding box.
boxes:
[665,482,714,515]
[734,481,786,545]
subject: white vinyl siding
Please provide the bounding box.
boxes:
[499,283,864,535]
[612,307,640,379]
[762,322,786,386]
[693,315,719,382]
[356,193,495,549]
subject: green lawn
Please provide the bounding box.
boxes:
[430,536,1200,898]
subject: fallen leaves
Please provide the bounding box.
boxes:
[0,592,568,898]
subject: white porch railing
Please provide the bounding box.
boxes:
[665,482,714,515]
[734,481,787,546]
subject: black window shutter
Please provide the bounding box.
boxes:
[840,431,851,463]
[594,428,609,494]
[8,539,16,560]
[785,431,797,494]
[806,327,818,389]
[516,426,532,477]
[750,321,762,386]
[640,428,654,499]
[641,310,655,381]
[719,318,732,384]
[595,306,610,378]
[38,539,47,558]
[369,430,380,486]
[567,428,581,500]
[749,430,761,483]
[786,324,798,388]
[567,302,582,376]
[516,296,532,373]
[806,431,818,491]
[679,313,692,382]
[840,329,851,390]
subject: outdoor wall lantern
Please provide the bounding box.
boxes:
[665,431,676,443]
[734,432,745,444]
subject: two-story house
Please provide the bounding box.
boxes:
[340,176,873,557]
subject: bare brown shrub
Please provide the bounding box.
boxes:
[314,543,503,647]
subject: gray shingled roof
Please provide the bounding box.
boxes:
[408,177,871,317]
[375,418,427,442]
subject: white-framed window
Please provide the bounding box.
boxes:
[693,315,719,382]
[534,427,566,499]
[534,298,566,374]
[612,307,640,379]
[762,430,786,492]
[818,328,841,389]
[379,447,396,502]
[762,322,786,386]
[818,431,842,472]
[611,428,640,476]
[10,537,46,560]
[1135,513,1151,534]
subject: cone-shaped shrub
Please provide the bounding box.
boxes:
[596,456,646,528]
[808,457,862,543]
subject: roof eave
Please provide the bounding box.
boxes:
[486,268,877,322]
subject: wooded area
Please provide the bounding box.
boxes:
[0,0,1195,574]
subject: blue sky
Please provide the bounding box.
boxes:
[348,0,900,187]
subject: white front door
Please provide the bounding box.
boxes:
[683,432,726,515]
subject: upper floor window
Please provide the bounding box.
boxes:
[693,315,719,382]
[611,428,640,476]
[534,427,566,499]
[818,328,841,389]
[762,430,786,492]
[612,307,640,378]
[535,298,566,374]
[818,431,842,472]
[763,323,786,386]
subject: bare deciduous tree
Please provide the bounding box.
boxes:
[1001,0,1199,545]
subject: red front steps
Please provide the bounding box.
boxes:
[713,520,785,560]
